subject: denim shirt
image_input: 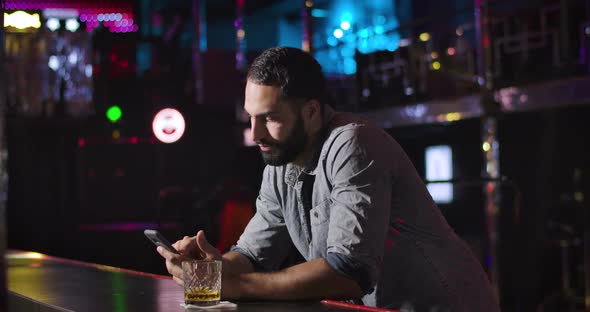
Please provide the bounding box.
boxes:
[232,109,499,311]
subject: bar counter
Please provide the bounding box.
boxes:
[6,250,395,312]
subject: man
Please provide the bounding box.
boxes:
[158,47,500,311]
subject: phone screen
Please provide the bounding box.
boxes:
[144,229,179,254]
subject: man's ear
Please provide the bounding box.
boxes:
[303,99,321,120]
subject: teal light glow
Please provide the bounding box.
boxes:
[343,58,356,75]
[327,37,338,46]
[340,21,351,31]
[374,15,386,24]
[359,28,370,38]
[341,13,353,24]
[374,25,384,34]
[312,0,401,75]
[341,47,354,57]
[311,9,328,18]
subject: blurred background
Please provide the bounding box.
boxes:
[0,0,589,311]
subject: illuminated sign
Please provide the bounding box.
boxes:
[4,11,41,29]
[152,108,186,144]
[425,145,454,204]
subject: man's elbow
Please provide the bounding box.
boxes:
[322,261,365,300]
[341,279,364,299]
[323,253,375,299]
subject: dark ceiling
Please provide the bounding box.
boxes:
[206,0,281,18]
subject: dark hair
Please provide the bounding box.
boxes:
[247,46,328,108]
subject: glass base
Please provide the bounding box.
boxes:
[185,300,220,307]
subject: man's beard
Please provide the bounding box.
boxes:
[258,115,308,166]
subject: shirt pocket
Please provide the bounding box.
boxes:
[310,198,331,226]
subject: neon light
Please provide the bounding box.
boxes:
[340,21,350,31]
[68,51,78,64]
[359,28,369,38]
[312,3,401,75]
[84,64,92,78]
[419,32,430,42]
[48,55,60,71]
[46,18,60,31]
[152,108,186,144]
[374,25,384,34]
[42,9,79,19]
[237,29,245,40]
[343,58,356,75]
[106,106,122,123]
[327,37,338,47]
[4,11,41,29]
[65,18,79,32]
[445,112,461,121]
[341,13,352,24]
[399,38,411,47]
[311,9,327,18]
[78,222,180,232]
[432,61,441,70]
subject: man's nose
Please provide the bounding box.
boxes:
[250,119,266,143]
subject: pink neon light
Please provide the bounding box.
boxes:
[78,222,181,232]
[7,0,137,33]
[6,1,133,11]
[77,136,156,145]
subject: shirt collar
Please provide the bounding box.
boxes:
[302,105,336,175]
[284,105,336,187]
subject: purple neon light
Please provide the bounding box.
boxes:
[6,1,133,11]
[78,222,181,232]
[6,1,137,33]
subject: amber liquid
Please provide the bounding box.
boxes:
[184,288,221,306]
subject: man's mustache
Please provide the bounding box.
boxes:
[256,139,280,147]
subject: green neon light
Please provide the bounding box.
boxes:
[106,106,122,123]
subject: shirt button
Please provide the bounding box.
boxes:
[313,212,319,218]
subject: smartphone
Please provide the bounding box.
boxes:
[144,229,179,254]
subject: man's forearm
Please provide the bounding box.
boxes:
[221,251,255,275]
[231,258,363,301]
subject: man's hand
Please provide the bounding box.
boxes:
[157,230,221,286]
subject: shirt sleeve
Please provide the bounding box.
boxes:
[324,125,394,293]
[232,166,293,272]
